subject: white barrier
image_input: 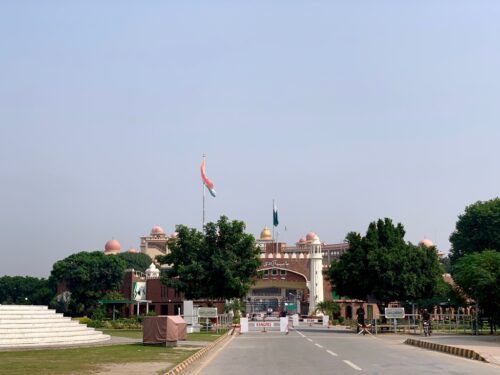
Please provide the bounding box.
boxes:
[280,317,288,333]
[292,314,299,327]
[323,316,329,327]
[240,317,249,333]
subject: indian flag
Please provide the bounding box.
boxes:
[200,159,216,197]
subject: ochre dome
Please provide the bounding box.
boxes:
[127,248,138,253]
[419,238,434,248]
[306,232,317,241]
[151,226,165,235]
[105,239,121,253]
[260,227,272,241]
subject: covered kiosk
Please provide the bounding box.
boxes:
[143,315,187,346]
[169,315,187,340]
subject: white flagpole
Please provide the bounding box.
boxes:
[202,154,206,230]
[273,199,277,255]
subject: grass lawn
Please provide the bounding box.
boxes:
[0,344,196,375]
[99,328,227,341]
[0,330,229,375]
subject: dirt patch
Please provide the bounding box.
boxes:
[92,362,171,375]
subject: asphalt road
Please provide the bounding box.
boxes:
[194,328,500,375]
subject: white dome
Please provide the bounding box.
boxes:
[145,263,160,278]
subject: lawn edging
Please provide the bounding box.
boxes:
[404,338,487,362]
[164,329,234,375]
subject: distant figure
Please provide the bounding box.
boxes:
[356,305,365,333]
[280,310,287,318]
[421,308,432,336]
[267,307,273,317]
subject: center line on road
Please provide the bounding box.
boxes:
[343,360,362,371]
[327,350,338,357]
[297,331,306,338]
[315,343,323,348]
[307,338,313,342]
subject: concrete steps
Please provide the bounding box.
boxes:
[0,305,110,348]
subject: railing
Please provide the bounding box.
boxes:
[188,313,233,333]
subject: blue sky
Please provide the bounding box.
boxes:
[1,1,499,277]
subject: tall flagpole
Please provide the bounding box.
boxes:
[273,199,276,255]
[202,154,206,230]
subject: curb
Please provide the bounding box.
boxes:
[404,338,487,362]
[164,329,234,375]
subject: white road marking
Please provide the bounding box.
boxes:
[307,338,313,342]
[296,331,306,338]
[327,350,338,357]
[315,343,323,348]
[343,360,362,371]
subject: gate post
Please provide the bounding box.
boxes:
[240,317,249,333]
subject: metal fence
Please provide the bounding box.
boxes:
[181,313,233,333]
[353,314,493,335]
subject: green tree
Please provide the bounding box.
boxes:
[449,198,500,262]
[117,252,152,273]
[439,256,452,274]
[157,216,261,300]
[453,250,500,333]
[314,300,341,322]
[50,251,126,316]
[327,218,442,306]
[0,276,54,305]
[414,277,467,311]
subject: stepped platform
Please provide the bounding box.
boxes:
[0,305,110,349]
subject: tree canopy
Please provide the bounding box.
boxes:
[327,218,442,305]
[0,276,54,305]
[117,252,153,273]
[453,250,500,330]
[449,198,500,262]
[50,251,126,315]
[157,216,261,300]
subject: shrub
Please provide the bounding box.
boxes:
[86,319,105,328]
[78,317,91,326]
[338,316,345,324]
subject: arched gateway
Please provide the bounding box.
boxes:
[249,230,332,316]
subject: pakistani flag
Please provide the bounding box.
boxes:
[273,201,279,227]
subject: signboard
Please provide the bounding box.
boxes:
[132,281,146,301]
[198,307,218,318]
[385,307,405,319]
[254,322,273,327]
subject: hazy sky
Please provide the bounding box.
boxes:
[1,1,499,277]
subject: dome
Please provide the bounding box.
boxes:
[419,238,434,248]
[145,262,160,278]
[151,226,165,235]
[306,232,318,241]
[104,239,121,252]
[127,248,138,253]
[170,232,178,238]
[298,237,306,243]
[260,227,272,241]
